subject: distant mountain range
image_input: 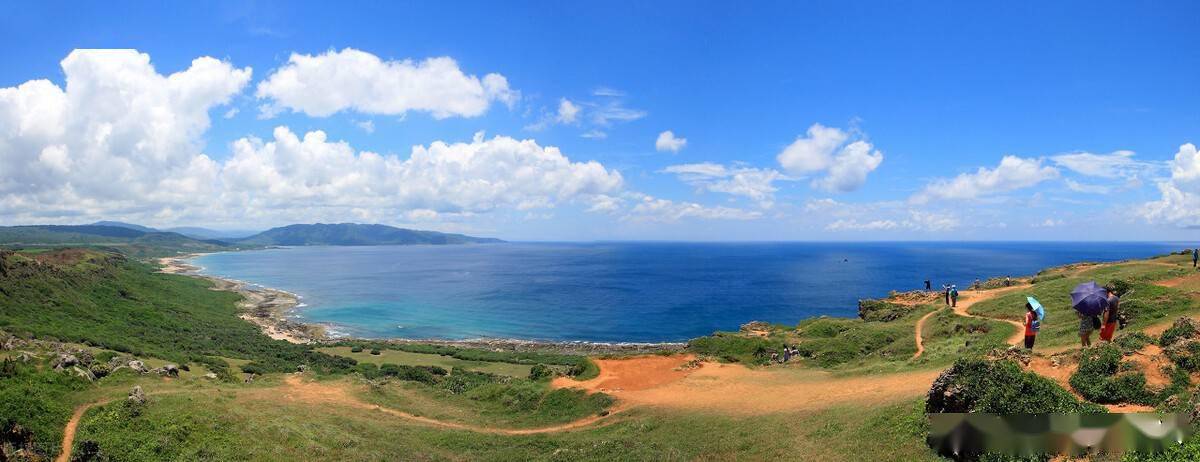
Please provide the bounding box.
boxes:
[91,221,258,240]
[232,223,504,246]
[0,222,502,256]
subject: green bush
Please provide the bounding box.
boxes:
[1160,319,1199,348]
[687,333,773,365]
[857,299,914,322]
[350,345,364,353]
[378,363,446,384]
[1069,344,1155,405]
[928,358,1104,414]
[1113,332,1153,354]
[528,364,553,381]
[369,349,381,355]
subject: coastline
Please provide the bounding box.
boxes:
[157,253,687,355]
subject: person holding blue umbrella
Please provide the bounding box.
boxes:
[1071,281,1109,347]
[1024,296,1045,350]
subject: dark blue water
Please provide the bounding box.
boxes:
[193,242,1185,342]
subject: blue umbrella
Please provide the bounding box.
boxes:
[1027,296,1045,322]
[1070,281,1109,316]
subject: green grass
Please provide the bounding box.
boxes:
[966,261,1198,348]
[72,389,943,462]
[319,346,533,378]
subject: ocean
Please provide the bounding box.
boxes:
[193,242,1187,343]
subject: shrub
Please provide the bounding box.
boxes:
[1113,332,1153,354]
[1165,339,1200,372]
[350,345,364,353]
[857,299,914,322]
[1069,344,1155,405]
[687,333,773,365]
[927,358,1102,414]
[369,349,381,355]
[1160,318,1200,348]
[1106,279,1134,297]
[240,363,266,375]
[528,364,554,381]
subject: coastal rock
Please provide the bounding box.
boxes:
[128,360,148,373]
[926,368,969,413]
[161,364,179,377]
[52,353,79,370]
[297,364,308,373]
[203,372,218,380]
[73,366,96,382]
[739,321,771,333]
[244,373,256,384]
[128,386,146,404]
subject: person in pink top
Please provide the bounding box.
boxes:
[1023,302,1038,350]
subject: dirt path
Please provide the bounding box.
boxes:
[56,398,114,462]
[952,285,1031,346]
[554,355,939,414]
[911,308,941,359]
[268,375,626,435]
[910,285,1031,360]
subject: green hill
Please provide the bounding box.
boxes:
[0,225,236,258]
[234,223,503,246]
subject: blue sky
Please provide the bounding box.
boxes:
[1,1,1198,240]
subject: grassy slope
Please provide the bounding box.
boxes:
[967,257,1195,348]
[318,346,533,377]
[73,390,938,462]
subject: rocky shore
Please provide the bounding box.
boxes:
[157,254,685,355]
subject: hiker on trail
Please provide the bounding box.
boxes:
[973,279,981,290]
[1024,302,1039,350]
[1078,311,1095,347]
[1193,248,1198,268]
[1099,286,1121,342]
[950,285,959,307]
[943,285,951,305]
[782,347,791,362]
[925,279,931,291]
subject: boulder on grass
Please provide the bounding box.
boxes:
[161,364,179,377]
[52,353,79,370]
[127,360,148,373]
[128,385,146,405]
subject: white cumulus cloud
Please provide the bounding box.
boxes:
[910,156,1059,204]
[655,130,687,153]
[1140,143,1200,227]
[255,48,517,119]
[776,123,883,192]
[0,49,250,216]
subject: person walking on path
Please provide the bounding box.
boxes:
[925,279,931,291]
[950,285,959,308]
[1078,311,1095,347]
[943,285,951,305]
[1192,248,1198,268]
[1024,302,1039,350]
[1100,287,1121,342]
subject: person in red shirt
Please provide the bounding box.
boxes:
[1024,302,1038,349]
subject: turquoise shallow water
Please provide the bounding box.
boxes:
[193,242,1186,342]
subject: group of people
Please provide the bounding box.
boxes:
[923,280,960,307]
[1020,284,1122,350]
[768,345,801,364]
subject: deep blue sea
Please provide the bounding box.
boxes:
[193,242,1186,343]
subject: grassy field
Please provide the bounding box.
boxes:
[318,346,534,377]
[71,387,940,462]
[967,258,1197,348]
